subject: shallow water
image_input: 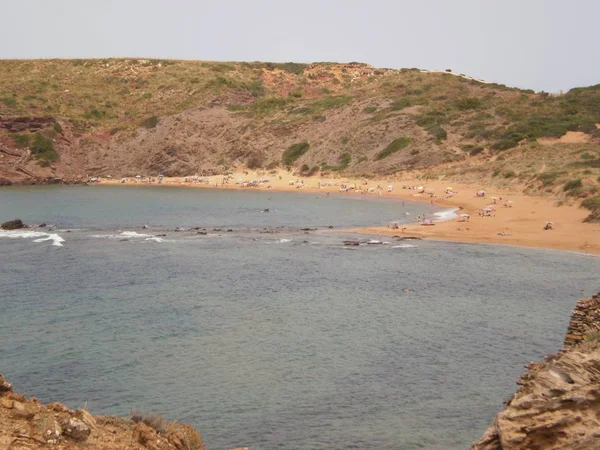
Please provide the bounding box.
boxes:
[1,186,598,449]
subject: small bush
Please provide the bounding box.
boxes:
[503,170,516,178]
[390,98,411,111]
[363,106,377,114]
[581,196,600,211]
[469,146,484,156]
[538,171,564,186]
[282,142,310,165]
[323,152,352,172]
[455,97,482,110]
[563,179,582,191]
[130,409,171,434]
[141,116,159,128]
[30,132,58,163]
[13,133,31,148]
[375,137,411,161]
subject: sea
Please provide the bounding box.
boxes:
[1,185,598,450]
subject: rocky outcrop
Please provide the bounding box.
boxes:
[472,292,600,450]
[0,371,206,449]
[1,219,26,230]
[0,116,56,132]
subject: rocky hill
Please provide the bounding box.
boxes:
[0,59,599,219]
[0,371,206,449]
[472,292,600,450]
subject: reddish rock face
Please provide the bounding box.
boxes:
[0,117,56,133]
[0,371,205,449]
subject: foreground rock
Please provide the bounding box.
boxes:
[472,292,600,449]
[1,219,25,230]
[0,372,205,449]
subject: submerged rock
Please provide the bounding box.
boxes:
[1,219,25,230]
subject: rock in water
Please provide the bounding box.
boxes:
[1,219,25,230]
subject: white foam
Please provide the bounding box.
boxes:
[278,238,292,243]
[392,244,417,249]
[91,231,164,242]
[119,231,152,238]
[0,230,64,247]
[433,208,458,221]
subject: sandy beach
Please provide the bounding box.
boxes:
[101,171,600,255]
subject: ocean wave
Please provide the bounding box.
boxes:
[278,238,292,243]
[392,244,417,249]
[0,230,65,247]
[433,208,459,221]
[91,231,164,242]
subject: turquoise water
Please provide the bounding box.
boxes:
[1,186,598,449]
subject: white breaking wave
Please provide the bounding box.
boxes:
[433,208,459,221]
[392,244,417,249]
[0,230,65,247]
[278,238,292,243]
[119,231,152,238]
[91,231,164,242]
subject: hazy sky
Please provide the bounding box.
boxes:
[1,0,598,92]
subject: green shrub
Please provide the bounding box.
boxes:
[363,106,377,114]
[563,179,582,191]
[30,132,58,163]
[581,152,595,160]
[503,170,516,178]
[140,116,159,128]
[249,78,266,97]
[323,153,352,171]
[390,98,412,111]
[469,146,484,156]
[13,133,31,148]
[537,171,564,186]
[375,137,411,160]
[455,97,482,110]
[581,196,600,211]
[1,96,17,108]
[282,142,310,165]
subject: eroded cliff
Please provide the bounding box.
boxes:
[472,292,600,450]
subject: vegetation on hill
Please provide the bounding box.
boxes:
[0,59,599,219]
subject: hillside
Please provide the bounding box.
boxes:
[0,59,599,220]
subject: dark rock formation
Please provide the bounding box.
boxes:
[1,219,25,230]
[0,116,55,132]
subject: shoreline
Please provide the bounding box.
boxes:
[6,171,600,254]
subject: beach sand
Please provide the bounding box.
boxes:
[102,171,600,255]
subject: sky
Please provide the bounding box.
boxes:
[1,0,598,92]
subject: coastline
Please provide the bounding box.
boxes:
[89,171,600,255]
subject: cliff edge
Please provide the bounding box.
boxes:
[0,374,205,450]
[472,292,600,450]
